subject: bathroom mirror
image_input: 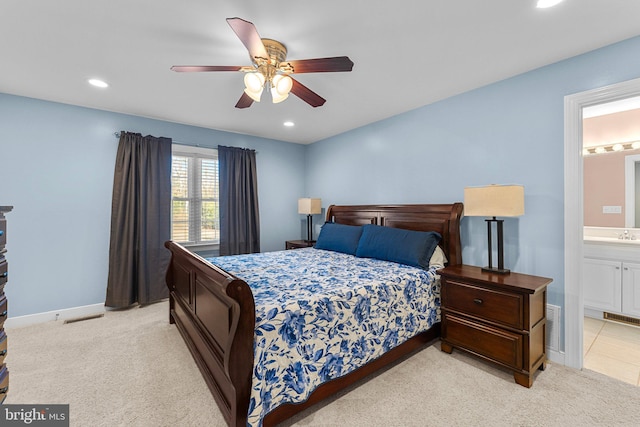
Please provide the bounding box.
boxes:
[583,101,640,228]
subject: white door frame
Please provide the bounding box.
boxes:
[564,77,640,369]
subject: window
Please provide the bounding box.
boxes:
[171,146,219,247]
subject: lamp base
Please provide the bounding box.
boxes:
[481,266,511,275]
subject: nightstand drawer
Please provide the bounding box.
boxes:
[0,331,6,365]
[0,364,8,403]
[0,260,7,288]
[0,296,6,329]
[443,313,523,370]
[442,279,523,329]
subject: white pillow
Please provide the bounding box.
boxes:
[429,245,448,268]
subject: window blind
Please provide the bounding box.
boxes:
[171,146,219,245]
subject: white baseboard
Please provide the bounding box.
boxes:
[546,347,566,366]
[5,303,106,329]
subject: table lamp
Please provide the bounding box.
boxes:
[298,198,322,242]
[464,185,524,274]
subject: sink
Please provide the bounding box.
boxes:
[584,226,640,245]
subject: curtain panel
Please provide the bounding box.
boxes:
[218,145,260,255]
[106,132,172,308]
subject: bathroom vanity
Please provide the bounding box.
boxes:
[583,227,640,320]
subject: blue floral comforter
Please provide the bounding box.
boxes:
[208,247,441,426]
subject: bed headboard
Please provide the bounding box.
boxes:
[325,203,463,266]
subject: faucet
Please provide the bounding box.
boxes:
[618,230,636,240]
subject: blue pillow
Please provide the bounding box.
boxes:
[314,222,363,255]
[355,224,441,269]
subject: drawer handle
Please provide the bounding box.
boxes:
[0,231,3,236]
[0,311,6,317]
[473,298,483,305]
[0,272,6,278]
[0,386,7,394]
[0,350,5,356]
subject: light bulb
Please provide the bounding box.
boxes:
[612,144,624,152]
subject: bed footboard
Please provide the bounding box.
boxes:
[165,241,255,427]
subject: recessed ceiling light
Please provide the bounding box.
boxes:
[88,78,109,88]
[536,0,563,8]
[283,121,294,127]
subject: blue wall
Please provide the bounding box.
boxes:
[0,94,305,317]
[305,36,640,351]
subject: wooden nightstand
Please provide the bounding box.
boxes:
[285,240,315,250]
[438,264,552,388]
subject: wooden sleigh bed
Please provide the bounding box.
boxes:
[165,203,463,426]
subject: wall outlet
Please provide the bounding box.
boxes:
[602,205,622,214]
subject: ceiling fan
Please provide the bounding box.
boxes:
[171,17,354,109]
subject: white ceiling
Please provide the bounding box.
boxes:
[2,1,640,144]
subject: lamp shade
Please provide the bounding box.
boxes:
[298,198,322,215]
[464,185,524,217]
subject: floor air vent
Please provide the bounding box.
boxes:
[604,312,640,327]
[546,304,560,352]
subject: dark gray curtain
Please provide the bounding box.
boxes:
[218,145,260,255]
[106,132,172,308]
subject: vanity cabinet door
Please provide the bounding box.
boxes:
[584,257,622,313]
[622,262,640,317]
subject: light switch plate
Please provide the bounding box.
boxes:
[602,205,622,214]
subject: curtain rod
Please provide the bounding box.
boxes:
[113,132,257,153]
[113,131,197,148]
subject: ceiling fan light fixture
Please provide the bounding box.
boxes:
[271,74,293,103]
[273,74,293,95]
[244,87,263,102]
[244,72,265,93]
[271,88,289,104]
[172,18,353,109]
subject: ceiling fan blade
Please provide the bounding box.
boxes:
[171,65,243,72]
[290,78,326,107]
[226,17,268,62]
[279,57,354,74]
[235,92,254,109]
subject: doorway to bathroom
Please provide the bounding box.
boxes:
[564,77,640,385]
[582,98,640,385]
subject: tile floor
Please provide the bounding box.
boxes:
[583,316,640,386]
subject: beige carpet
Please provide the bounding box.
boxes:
[5,301,640,426]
